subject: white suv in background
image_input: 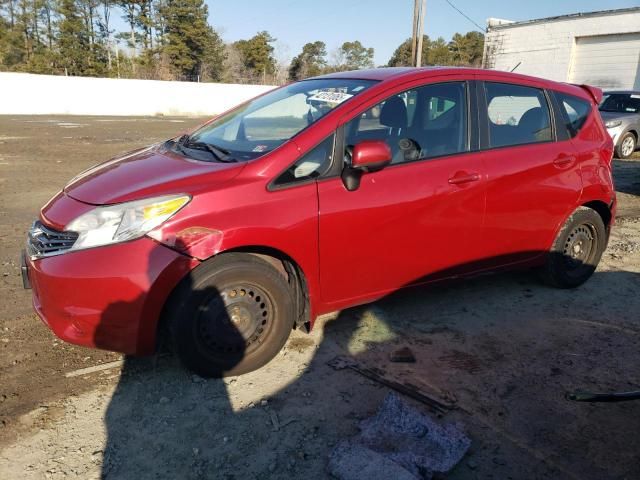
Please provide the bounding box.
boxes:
[599,91,640,159]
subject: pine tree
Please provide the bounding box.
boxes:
[427,37,451,65]
[233,31,275,82]
[288,41,326,80]
[0,6,27,68]
[388,31,484,67]
[449,31,484,66]
[159,0,224,80]
[387,36,428,67]
[338,41,374,70]
[57,0,92,75]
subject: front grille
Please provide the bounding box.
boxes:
[27,221,78,259]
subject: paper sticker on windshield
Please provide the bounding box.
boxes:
[252,145,268,152]
[308,91,353,105]
[632,94,640,99]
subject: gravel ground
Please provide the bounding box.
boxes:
[1,116,639,479]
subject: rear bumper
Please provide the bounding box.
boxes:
[25,237,197,355]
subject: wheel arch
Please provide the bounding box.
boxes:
[546,198,613,256]
[156,245,314,352]
[581,199,612,229]
[223,245,312,332]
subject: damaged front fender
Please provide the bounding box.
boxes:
[148,226,224,260]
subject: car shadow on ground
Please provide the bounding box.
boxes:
[97,256,640,480]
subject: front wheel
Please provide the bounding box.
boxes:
[616,132,636,159]
[167,253,295,377]
[539,207,607,288]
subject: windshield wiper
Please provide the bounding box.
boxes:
[186,141,237,163]
[175,135,237,163]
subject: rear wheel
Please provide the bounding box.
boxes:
[539,207,606,288]
[616,132,636,159]
[167,253,295,377]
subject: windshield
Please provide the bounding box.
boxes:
[180,79,376,162]
[599,93,640,114]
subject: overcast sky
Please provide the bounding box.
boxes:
[207,0,639,65]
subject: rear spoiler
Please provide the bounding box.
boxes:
[577,84,603,104]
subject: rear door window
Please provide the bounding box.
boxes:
[484,83,552,148]
[556,92,591,137]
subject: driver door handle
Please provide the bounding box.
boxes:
[448,171,481,185]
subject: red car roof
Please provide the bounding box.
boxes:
[313,66,478,81]
[313,67,594,102]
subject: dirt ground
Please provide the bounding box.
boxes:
[1,116,639,479]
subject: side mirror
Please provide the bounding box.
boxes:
[342,140,392,191]
[351,140,392,171]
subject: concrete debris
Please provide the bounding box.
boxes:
[328,393,470,480]
[329,442,419,480]
[64,359,125,378]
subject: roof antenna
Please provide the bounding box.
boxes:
[510,61,522,73]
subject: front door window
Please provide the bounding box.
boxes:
[344,82,468,165]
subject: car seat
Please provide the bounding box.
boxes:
[518,107,550,143]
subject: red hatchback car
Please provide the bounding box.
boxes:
[23,67,615,377]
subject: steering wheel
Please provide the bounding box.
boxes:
[398,138,421,162]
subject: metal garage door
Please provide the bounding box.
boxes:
[569,33,640,90]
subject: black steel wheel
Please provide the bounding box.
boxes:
[196,283,273,358]
[539,206,607,288]
[562,224,596,271]
[167,253,295,377]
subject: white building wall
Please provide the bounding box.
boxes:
[0,72,277,116]
[484,9,640,87]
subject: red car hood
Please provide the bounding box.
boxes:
[64,144,244,205]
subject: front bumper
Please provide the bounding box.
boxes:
[24,237,197,355]
[606,125,623,145]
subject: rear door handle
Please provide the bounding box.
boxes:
[448,172,481,185]
[553,155,576,167]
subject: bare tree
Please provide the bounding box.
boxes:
[222,43,249,84]
[272,40,290,85]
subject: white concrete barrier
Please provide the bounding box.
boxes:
[0,72,277,116]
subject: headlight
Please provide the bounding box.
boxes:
[66,194,190,252]
[605,120,622,128]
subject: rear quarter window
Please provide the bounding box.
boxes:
[556,92,591,138]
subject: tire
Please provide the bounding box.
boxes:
[539,206,607,288]
[616,132,636,159]
[167,253,295,377]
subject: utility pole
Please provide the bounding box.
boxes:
[411,0,419,67]
[411,0,427,67]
